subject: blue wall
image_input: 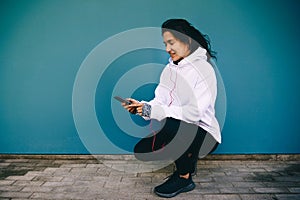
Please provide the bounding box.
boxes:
[0,0,299,154]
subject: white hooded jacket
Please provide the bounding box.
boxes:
[143,47,221,143]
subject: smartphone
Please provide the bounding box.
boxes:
[114,96,131,105]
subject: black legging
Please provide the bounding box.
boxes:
[134,118,218,175]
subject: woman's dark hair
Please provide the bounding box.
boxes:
[161,19,216,59]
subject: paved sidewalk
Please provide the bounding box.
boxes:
[0,155,299,200]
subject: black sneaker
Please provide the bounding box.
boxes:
[154,172,195,198]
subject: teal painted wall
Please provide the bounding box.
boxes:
[0,0,299,154]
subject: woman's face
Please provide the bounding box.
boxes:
[163,31,191,62]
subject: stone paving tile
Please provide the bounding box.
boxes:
[253,187,290,193]
[202,194,241,200]
[0,156,299,199]
[275,194,300,200]
[0,191,33,199]
[239,194,277,200]
[21,185,53,193]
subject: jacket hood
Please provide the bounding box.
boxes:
[168,47,207,66]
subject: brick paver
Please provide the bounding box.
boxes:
[0,155,299,199]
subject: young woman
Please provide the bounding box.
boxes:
[122,19,221,198]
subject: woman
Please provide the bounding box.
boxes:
[122,19,221,198]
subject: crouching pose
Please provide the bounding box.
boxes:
[122,18,221,198]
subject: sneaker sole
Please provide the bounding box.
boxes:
[154,182,196,198]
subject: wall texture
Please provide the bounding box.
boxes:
[0,0,299,154]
